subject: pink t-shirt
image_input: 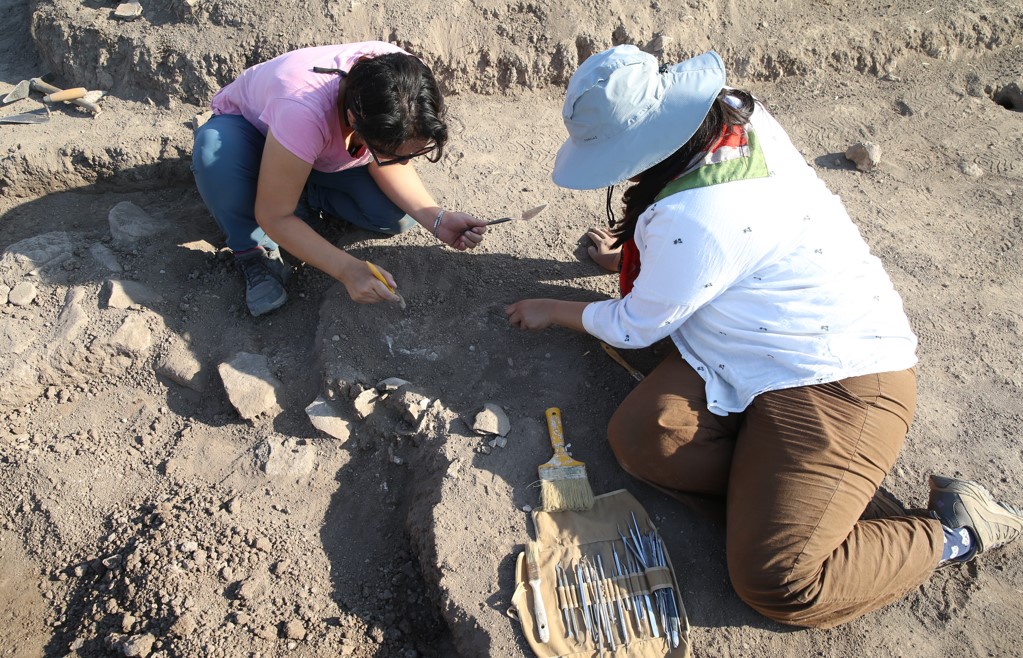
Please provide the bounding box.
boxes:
[210,42,406,172]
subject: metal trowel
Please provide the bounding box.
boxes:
[487,203,548,226]
[2,79,30,104]
[0,106,51,124]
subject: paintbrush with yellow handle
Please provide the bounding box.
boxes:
[538,408,594,512]
[365,261,406,310]
[525,541,550,643]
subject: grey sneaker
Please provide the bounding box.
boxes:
[235,248,289,316]
[928,474,1023,556]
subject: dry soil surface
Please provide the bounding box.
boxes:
[2,0,1023,657]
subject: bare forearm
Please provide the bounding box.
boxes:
[260,214,358,281]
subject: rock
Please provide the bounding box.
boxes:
[113,1,143,20]
[121,632,156,657]
[8,282,37,306]
[260,438,317,479]
[108,202,164,247]
[154,338,205,391]
[353,387,378,419]
[0,284,9,305]
[217,352,281,420]
[386,389,431,425]
[255,625,276,640]
[237,577,265,601]
[375,377,411,392]
[105,280,158,309]
[488,436,508,449]
[171,611,196,636]
[192,110,213,130]
[845,141,881,172]
[472,403,511,436]
[88,243,123,272]
[2,232,74,272]
[305,396,352,441]
[253,537,271,552]
[959,160,984,178]
[283,619,306,640]
[108,314,153,356]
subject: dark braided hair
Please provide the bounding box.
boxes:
[609,88,757,247]
[342,52,448,161]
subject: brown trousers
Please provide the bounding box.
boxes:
[608,351,943,628]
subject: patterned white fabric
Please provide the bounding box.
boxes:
[582,105,918,415]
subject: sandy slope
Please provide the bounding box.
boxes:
[1,0,1022,656]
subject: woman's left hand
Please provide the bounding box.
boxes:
[436,211,487,251]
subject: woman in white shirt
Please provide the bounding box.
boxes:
[507,45,1023,627]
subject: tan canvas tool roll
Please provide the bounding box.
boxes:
[511,489,691,658]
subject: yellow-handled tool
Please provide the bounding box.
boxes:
[365,261,406,310]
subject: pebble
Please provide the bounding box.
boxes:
[8,282,37,306]
[113,1,143,20]
[845,141,881,172]
[284,619,306,640]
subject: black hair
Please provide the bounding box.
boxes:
[343,52,448,161]
[610,88,757,246]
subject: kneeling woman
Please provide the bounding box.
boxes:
[507,45,1023,627]
[193,42,487,316]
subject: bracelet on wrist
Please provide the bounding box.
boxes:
[432,209,446,237]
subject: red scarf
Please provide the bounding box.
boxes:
[617,124,749,296]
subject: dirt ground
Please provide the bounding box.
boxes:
[2,0,1023,656]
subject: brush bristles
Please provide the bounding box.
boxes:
[539,477,594,512]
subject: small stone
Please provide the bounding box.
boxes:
[959,160,984,178]
[375,377,411,391]
[353,387,378,419]
[0,284,10,305]
[121,633,156,657]
[844,141,881,172]
[283,619,306,640]
[180,541,199,553]
[305,396,352,441]
[192,110,213,130]
[113,1,143,20]
[254,625,276,640]
[471,403,511,436]
[253,537,271,552]
[8,282,37,306]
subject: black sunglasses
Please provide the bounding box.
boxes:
[363,141,438,167]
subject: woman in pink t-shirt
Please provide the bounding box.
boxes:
[192,42,487,316]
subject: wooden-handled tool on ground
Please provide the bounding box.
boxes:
[30,79,101,115]
[42,87,87,103]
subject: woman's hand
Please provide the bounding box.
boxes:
[339,259,402,305]
[506,299,558,330]
[436,210,487,250]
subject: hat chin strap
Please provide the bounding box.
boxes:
[605,185,617,227]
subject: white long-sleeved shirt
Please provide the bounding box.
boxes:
[582,106,918,415]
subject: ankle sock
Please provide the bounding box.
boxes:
[940,524,976,562]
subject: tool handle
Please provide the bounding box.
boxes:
[43,87,87,103]
[529,578,550,643]
[30,78,101,114]
[365,261,395,293]
[600,341,644,381]
[544,407,569,456]
[486,216,513,225]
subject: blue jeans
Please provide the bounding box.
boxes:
[191,113,413,253]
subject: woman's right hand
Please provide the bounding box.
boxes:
[339,259,402,304]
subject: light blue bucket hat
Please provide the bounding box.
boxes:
[552,45,726,190]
